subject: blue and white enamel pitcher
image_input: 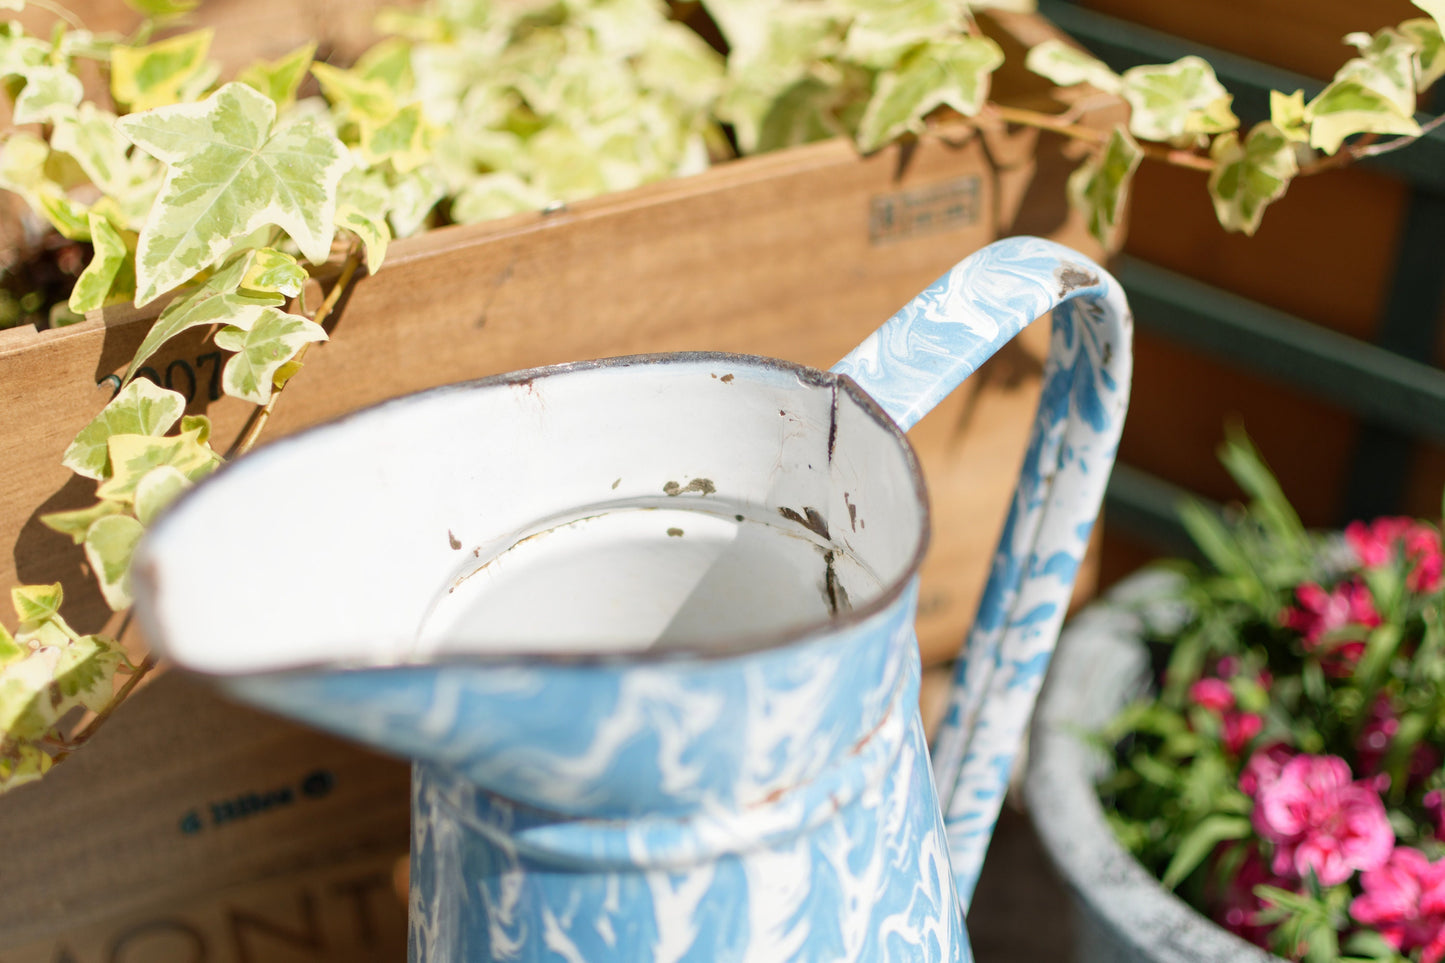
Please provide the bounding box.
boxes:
[132,236,1131,962]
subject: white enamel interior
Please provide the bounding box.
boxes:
[134,357,925,674]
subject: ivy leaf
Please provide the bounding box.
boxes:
[756,73,845,153]
[51,102,155,202]
[213,309,327,404]
[1270,89,1311,143]
[634,23,725,113]
[842,0,964,69]
[1401,18,1445,89]
[1068,125,1142,250]
[12,65,83,125]
[1307,78,1421,155]
[1345,28,1420,115]
[180,413,211,445]
[1207,122,1298,236]
[1308,36,1422,155]
[1417,0,1445,29]
[110,29,216,112]
[385,164,447,237]
[12,584,63,628]
[311,60,398,126]
[38,193,92,241]
[336,168,393,270]
[40,501,128,545]
[855,35,1005,152]
[1120,55,1238,145]
[69,212,135,314]
[84,514,144,611]
[117,82,350,305]
[62,378,187,481]
[0,744,52,791]
[240,248,307,299]
[95,429,221,504]
[133,465,196,528]
[362,102,438,173]
[448,170,550,226]
[0,623,21,665]
[123,253,283,384]
[236,42,315,111]
[1024,38,1122,94]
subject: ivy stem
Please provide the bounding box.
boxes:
[1344,113,1445,160]
[227,243,365,460]
[986,103,1216,173]
[52,244,367,758]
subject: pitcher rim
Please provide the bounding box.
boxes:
[133,350,934,674]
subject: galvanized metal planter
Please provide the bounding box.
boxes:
[133,236,1132,961]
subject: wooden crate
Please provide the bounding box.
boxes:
[0,10,1124,955]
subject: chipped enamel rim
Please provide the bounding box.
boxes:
[132,350,934,676]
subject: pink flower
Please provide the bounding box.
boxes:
[1280,581,1380,675]
[1190,677,1235,713]
[1347,517,1445,592]
[1350,847,1445,963]
[1241,744,1294,798]
[1222,712,1263,756]
[1251,754,1394,886]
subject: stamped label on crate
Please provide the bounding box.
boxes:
[869,175,981,244]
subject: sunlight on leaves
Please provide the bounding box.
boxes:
[123,253,284,384]
[95,429,221,504]
[856,35,1004,152]
[237,42,315,111]
[12,65,83,125]
[213,309,328,404]
[62,378,187,481]
[1068,125,1142,251]
[1025,38,1122,94]
[118,82,349,304]
[12,585,63,628]
[84,514,144,610]
[1207,122,1298,235]
[69,212,135,313]
[110,29,216,112]
[1120,56,1238,146]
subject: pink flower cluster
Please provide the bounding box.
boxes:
[1188,667,1264,756]
[1352,848,1445,963]
[1248,754,1393,887]
[1280,580,1379,675]
[1232,750,1445,960]
[1346,517,1445,593]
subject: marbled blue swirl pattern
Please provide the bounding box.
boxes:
[834,235,1132,907]
[199,235,1128,962]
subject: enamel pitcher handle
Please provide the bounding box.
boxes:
[831,236,1132,908]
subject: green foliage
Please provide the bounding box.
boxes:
[1102,434,1445,958]
[1025,13,1445,245]
[1066,126,1141,251]
[117,82,350,305]
[704,0,1001,155]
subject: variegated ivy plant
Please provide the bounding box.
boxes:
[2,0,1443,794]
